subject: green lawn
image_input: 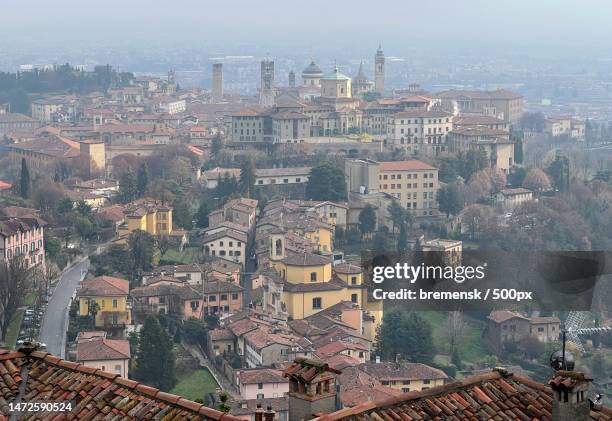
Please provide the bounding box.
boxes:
[171,368,219,401]
[23,291,37,306]
[1,309,25,349]
[420,311,489,364]
[161,247,201,264]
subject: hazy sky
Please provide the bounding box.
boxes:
[1,0,611,52]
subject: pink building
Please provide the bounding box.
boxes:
[0,216,46,269]
[236,368,288,400]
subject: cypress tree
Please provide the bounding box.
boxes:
[19,158,30,199]
[134,316,176,391]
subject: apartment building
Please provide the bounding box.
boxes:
[437,89,523,124]
[202,229,248,267]
[76,276,132,329]
[271,112,311,143]
[378,160,439,216]
[448,126,515,173]
[116,199,182,245]
[359,361,448,393]
[386,109,453,155]
[0,216,46,269]
[255,167,311,186]
[0,112,38,134]
[236,369,289,399]
[76,336,131,378]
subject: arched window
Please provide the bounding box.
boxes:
[275,238,282,256]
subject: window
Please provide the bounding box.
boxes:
[351,276,357,285]
[538,327,544,332]
[423,379,430,384]
[115,365,122,373]
[403,380,411,385]
[231,293,239,300]
[351,294,358,303]
[257,393,264,400]
[209,295,216,302]
[310,272,317,282]
[312,297,322,309]
[258,383,263,389]
[112,299,118,308]
[220,294,228,301]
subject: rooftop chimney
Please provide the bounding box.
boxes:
[255,404,264,421]
[284,357,342,421]
[264,405,275,421]
[549,370,593,421]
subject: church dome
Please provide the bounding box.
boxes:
[302,60,324,77]
[322,66,351,81]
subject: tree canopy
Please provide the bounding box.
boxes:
[375,309,435,364]
[133,316,176,391]
[305,163,347,202]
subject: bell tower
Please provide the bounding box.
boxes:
[375,44,385,95]
[269,228,286,261]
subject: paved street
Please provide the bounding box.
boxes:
[39,258,89,358]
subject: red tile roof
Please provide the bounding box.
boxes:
[379,160,437,172]
[488,310,529,324]
[314,369,612,420]
[0,347,243,420]
[0,180,12,191]
[238,368,287,385]
[76,275,130,297]
[76,338,130,361]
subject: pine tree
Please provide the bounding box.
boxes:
[134,316,176,391]
[397,222,408,252]
[358,205,376,239]
[19,158,30,199]
[375,309,435,364]
[239,158,256,198]
[195,201,210,228]
[119,169,138,203]
[136,162,149,197]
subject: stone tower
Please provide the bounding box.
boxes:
[375,44,385,95]
[269,228,286,262]
[284,358,341,421]
[549,371,593,421]
[212,63,223,102]
[260,59,275,107]
[288,70,296,88]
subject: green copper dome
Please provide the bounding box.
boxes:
[322,66,350,81]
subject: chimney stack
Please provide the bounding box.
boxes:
[264,405,275,421]
[255,404,264,421]
[549,370,593,421]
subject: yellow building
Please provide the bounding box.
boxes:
[360,361,448,393]
[379,160,440,217]
[268,230,366,320]
[76,276,131,329]
[117,199,173,241]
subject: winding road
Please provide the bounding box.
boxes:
[38,258,89,358]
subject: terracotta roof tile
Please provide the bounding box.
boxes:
[313,369,611,421]
[0,346,243,420]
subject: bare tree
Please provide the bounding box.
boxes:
[446,311,466,354]
[0,257,33,340]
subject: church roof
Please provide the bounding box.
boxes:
[302,60,324,76]
[323,67,351,81]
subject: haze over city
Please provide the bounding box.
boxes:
[1,2,612,420]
